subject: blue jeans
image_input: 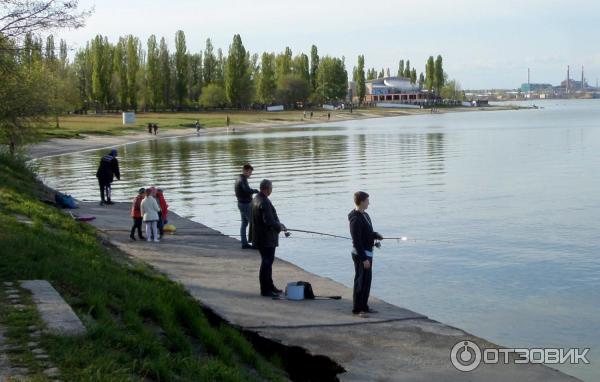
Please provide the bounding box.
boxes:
[238,202,252,246]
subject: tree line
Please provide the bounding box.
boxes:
[35,31,349,112]
[6,29,456,114]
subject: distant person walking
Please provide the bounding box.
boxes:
[249,179,287,297]
[195,120,201,135]
[95,149,120,206]
[147,123,153,134]
[141,187,161,243]
[226,115,230,127]
[152,123,158,135]
[130,188,146,241]
[327,112,331,120]
[348,191,383,317]
[235,164,259,249]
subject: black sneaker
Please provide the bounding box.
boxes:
[130,235,136,241]
[139,236,146,240]
[242,244,253,249]
[261,291,279,298]
[272,287,283,294]
[105,200,115,205]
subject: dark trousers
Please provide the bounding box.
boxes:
[237,202,252,246]
[259,247,276,294]
[352,254,373,313]
[157,215,164,237]
[130,217,143,238]
[99,180,111,202]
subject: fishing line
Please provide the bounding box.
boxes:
[98,228,455,245]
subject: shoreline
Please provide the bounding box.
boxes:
[25,105,580,380]
[69,200,577,381]
[27,105,522,160]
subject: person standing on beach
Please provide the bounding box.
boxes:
[327,112,331,120]
[152,123,158,135]
[235,164,259,249]
[141,187,161,243]
[130,188,146,240]
[226,115,230,127]
[95,149,120,206]
[348,191,383,317]
[195,120,201,135]
[156,188,169,239]
[249,179,287,297]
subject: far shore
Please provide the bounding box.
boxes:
[27,105,526,159]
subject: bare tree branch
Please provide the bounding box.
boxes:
[0,0,92,40]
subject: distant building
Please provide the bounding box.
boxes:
[520,83,553,93]
[560,79,589,91]
[363,76,431,104]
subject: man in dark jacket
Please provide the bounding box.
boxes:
[349,191,383,317]
[95,149,120,205]
[235,164,259,249]
[249,179,287,297]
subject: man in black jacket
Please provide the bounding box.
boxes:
[249,179,287,297]
[235,164,259,249]
[349,191,383,317]
[95,149,120,205]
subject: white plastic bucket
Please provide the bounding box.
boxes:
[286,282,305,300]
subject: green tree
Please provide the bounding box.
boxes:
[91,35,112,110]
[187,52,203,104]
[418,72,425,89]
[410,68,417,84]
[215,48,225,86]
[434,54,444,95]
[199,83,226,108]
[310,45,319,93]
[276,47,292,79]
[224,34,251,107]
[113,37,128,110]
[356,55,365,104]
[203,38,217,85]
[257,52,276,104]
[404,60,411,78]
[276,74,310,105]
[397,60,404,77]
[158,37,171,109]
[45,35,56,62]
[425,56,435,92]
[174,30,188,108]
[314,56,348,103]
[292,53,310,83]
[146,35,160,110]
[126,35,140,110]
[366,68,376,80]
[440,79,461,100]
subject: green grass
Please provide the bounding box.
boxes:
[0,152,286,381]
[41,107,438,140]
[43,110,311,139]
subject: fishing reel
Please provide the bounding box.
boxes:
[374,240,382,249]
[284,231,291,238]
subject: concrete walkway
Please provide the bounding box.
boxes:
[70,202,577,381]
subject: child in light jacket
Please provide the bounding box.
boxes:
[141,187,161,243]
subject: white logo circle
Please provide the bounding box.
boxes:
[451,340,482,372]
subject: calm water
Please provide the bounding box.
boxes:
[38,99,600,380]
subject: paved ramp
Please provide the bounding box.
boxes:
[71,201,578,381]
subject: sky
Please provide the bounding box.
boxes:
[54,0,600,89]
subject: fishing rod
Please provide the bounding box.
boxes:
[286,228,455,245]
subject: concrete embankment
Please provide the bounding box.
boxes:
[66,201,577,381]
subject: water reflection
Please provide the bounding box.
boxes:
[38,100,600,381]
